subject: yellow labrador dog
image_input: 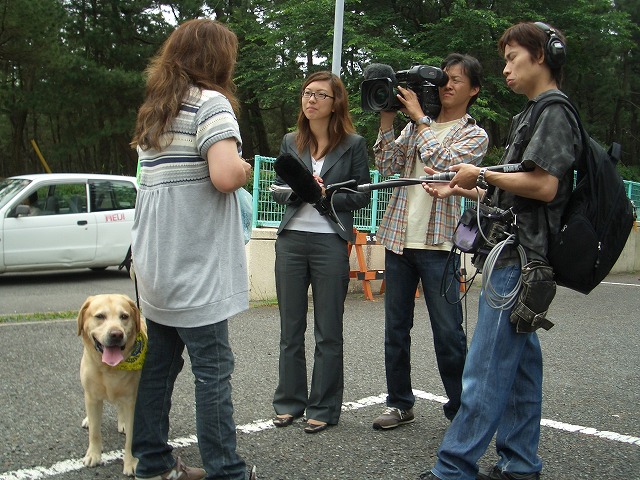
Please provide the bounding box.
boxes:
[77,294,147,476]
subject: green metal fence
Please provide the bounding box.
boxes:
[251,155,640,233]
[251,155,398,232]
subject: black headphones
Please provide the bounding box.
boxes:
[534,21,566,68]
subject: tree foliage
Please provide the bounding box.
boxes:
[0,0,638,181]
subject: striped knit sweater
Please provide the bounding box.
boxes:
[131,87,249,327]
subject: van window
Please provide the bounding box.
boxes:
[51,184,87,214]
[89,180,137,212]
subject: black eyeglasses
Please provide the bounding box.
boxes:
[302,90,334,101]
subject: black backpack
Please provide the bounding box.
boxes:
[522,93,635,294]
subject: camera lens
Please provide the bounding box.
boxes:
[361,78,394,111]
[371,85,388,106]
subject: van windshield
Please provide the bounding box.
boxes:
[0,178,30,210]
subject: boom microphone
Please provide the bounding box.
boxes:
[363,63,397,83]
[273,153,345,230]
[273,153,323,204]
[355,163,534,192]
[356,175,452,192]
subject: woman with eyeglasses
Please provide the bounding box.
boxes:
[271,71,370,433]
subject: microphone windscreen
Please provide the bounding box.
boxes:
[363,63,397,83]
[273,154,323,204]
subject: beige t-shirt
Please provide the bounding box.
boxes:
[404,119,458,251]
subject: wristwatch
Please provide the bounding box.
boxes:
[415,116,432,126]
[476,167,488,189]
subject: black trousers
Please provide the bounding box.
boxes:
[272,230,349,424]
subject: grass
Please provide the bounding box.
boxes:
[0,310,77,324]
[0,301,278,325]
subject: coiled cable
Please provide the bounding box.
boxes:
[481,234,526,310]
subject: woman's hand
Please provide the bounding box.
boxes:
[314,175,326,196]
[242,159,252,183]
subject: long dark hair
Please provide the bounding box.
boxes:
[132,19,239,151]
[295,71,355,159]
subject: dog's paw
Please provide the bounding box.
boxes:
[123,464,136,476]
[83,449,103,468]
[81,416,89,429]
[123,454,138,477]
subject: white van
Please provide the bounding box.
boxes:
[0,173,137,273]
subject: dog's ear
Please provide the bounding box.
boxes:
[77,296,94,336]
[125,295,142,334]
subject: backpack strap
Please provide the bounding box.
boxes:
[525,92,587,171]
[519,94,589,233]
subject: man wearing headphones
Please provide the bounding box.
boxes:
[417,22,578,480]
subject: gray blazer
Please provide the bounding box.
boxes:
[272,132,371,243]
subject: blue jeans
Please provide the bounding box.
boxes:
[133,319,247,480]
[384,248,466,420]
[432,264,543,480]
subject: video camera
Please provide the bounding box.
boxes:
[360,64,448,118]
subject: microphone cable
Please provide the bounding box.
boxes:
[481,234,526,311]
[440,186,484,306]
[470,188,526,310]
[320,181,361,233]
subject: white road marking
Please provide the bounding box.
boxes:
[1,390,637,479]
[600,281,640,287]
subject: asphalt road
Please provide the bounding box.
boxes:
[0,267,136,316]
[0,271,638,479]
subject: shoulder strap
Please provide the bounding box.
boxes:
[522,93,587,235]
[526,93,580,144]
[524,93,590,172]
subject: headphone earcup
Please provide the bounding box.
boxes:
[534,22,566,68]
[545,36,566,68]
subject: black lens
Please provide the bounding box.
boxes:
[361,78,393,111]
[371,85,388,106]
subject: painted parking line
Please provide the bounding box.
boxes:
[600,281,640,287]
[1,390,637,480]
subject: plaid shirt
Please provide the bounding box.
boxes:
[374,114,488,254]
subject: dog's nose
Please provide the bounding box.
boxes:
[107,330,125,344]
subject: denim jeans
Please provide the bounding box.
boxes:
[133,319,247,480]
[432,264,543,480]
[384,248,466,420]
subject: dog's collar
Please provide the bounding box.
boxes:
[115,332,147,371]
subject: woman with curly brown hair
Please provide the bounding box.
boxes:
[131,19,256,480]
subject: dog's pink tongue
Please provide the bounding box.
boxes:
[102,346,124,366]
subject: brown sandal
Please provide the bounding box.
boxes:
[272,415,295,427]
[304,420,328,434]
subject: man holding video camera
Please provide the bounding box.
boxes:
[372,53,488,429]
[418,22,578,480]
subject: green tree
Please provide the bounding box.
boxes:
[0,0,65,176]
[0,0,637,179]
